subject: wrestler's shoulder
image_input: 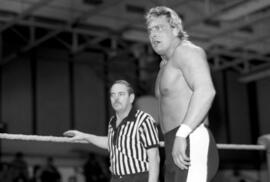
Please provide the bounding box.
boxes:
[177,40,205,55]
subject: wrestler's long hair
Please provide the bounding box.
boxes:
[145,6,189,41]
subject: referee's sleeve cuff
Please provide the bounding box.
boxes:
[145,144,160,149]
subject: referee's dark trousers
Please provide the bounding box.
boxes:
[110,172,148,182]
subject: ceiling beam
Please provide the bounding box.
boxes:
[211,58,246,71]
[238,64,270,83]
[231,34,270,49]
[0,17,109,37]
[217,0,270,21]
[71,0,123,27]
[0,0,54,33]
[1,0,124,65]
[185,0,250,28]
[208,9,270,40]
[208,47,270,73]
[170,0,190,7]
[73,36,109,54]
[210,48,270,62]
[1,29,61,65]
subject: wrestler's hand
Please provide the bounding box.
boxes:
[172,136,190,170]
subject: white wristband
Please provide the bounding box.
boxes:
[176,124,192,138]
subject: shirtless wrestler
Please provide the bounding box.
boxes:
[146,6,219,182]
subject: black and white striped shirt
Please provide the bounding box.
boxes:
[107,108,159,176]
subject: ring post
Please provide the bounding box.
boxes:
[258,134,270,181]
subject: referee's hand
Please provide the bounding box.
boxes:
[63,130,86,142]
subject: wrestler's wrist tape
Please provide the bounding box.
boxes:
[176,124,192,138]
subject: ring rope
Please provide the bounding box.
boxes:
[0,133,266,151]
[159,141,266,150]
[217,143,265,151]
[0,133,88,144]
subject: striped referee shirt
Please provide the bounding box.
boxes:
[107,108,159,176]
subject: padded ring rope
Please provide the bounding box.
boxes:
[0,133,88,144]
[0,133,266,151]
[217,143,265,151]
[159,141,266,150]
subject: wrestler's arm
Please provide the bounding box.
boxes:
[147,147,160,182]
[172,45,215,169]
[176,45,215,130]
[63,130,108,150]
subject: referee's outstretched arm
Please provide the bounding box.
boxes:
[63,130,108,150]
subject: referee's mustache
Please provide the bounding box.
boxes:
[112,100,121,105]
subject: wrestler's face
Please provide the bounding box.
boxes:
[110,83,134,113]
[147,15,178,55]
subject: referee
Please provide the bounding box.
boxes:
[64,80,160,182]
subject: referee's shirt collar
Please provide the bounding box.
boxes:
[111,107,137,130]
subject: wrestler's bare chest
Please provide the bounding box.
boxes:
[155,61,186,98]
[155,60,192,132]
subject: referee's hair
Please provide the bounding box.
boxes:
[110,80,135,95]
